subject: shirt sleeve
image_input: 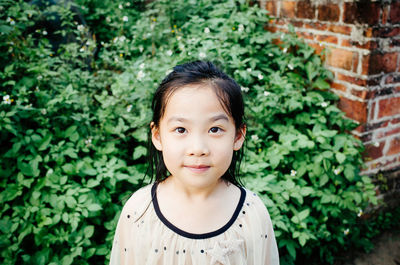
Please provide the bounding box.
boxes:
[247,193,280,265]
[109,185,152,265]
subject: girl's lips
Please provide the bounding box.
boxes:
[184,165,210,173]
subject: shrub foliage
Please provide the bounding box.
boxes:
[0,0,377,264]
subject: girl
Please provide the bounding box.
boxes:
[110,61,279,265]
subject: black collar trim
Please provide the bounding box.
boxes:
[151,182,246,240]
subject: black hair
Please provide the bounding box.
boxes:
[147,60,245,186]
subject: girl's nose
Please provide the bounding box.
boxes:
[187,135,210,156]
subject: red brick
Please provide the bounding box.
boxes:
[296,1,315,19]
[318,4,340,22]
[364,28,374,38]
[351,89,370,100]
[341,39,378,50]
[315,34,338,44]
[353,53,359,72]
[377,126,400,138]
[390,2,400,24]
[372,26,400,38]
[337,97,368,123]
[327,25,352,35]
[363,52,398,75]
[392,118,400,125]
[343,2,381,25]
[385,74,400,84]
[368,156,397,169]
[337,73,367,87]
[303,22,327,31]
[330,81,347,92]
[382,5,389,24]
[281,1,296,19]
[387,137,400,156]
[369,102,376,120]
[296,31,314,40]
[327,48,356,71]
[292,21,303,28]
[365,141,385,160]
[308,42,324,56]
[266,1,277,16]
[378,97,400,118]
[390,38,400,48]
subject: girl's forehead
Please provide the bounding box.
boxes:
[162,85,232,120]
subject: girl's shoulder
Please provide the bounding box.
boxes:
[242,187,273,219]
[121,184,153,213]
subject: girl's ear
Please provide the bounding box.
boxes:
[233,124,246,151]
[150,122,162,151]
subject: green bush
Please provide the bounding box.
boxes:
[0,0,378,264]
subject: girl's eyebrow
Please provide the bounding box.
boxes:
[210,114,229,122]
[167,114,229,124]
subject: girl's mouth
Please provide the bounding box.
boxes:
[184,165,210,173]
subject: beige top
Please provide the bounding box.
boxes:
[110,183,279,265]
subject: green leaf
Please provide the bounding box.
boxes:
[38,133,52,151]
[133,146,147,160]
[335,152,346,164]
[87,204,102,212]
[84,225,94,238]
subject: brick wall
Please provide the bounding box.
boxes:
[262,0,400,183]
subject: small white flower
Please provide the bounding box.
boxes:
[241,87,249,93]
[85,137,92,145]
[106,17,111,22]
[357,209,363,217]
[258,74,263,80]
[126,2,131,6]
[251,135,259,141]
[263,91,270,96]
[344,228,350,235]
[41,109,47,115]
[123,16,129,22]
[247,68,252,72]
[118,4,123,9]
[137,70,145,80]
[37,75,43,80]
[166,50,173,56]
[139,46,144,52]
[290,170,297,176]
[204,27,210,34]
[126,104,132,112]
[79,47,85,52]
[238,24,244,32]
[333,168,341,175]
[321,102,328,107]
[373,142,380,147]
[139,63,145,69]
[177,36,182,41]
[268,53,273,57]
[283,47,287,53]
[199,52,206,58]
[119,35,126,42]
[3,95,11,104]
[77,25,85,31]
[288,64,294,70]
[43,30,47,35]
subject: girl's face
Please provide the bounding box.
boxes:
[151,85,245,190]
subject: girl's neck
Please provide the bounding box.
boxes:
[162,176,228,202]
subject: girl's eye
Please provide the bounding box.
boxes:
[209,127,222,134]
[175,127,186,134]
